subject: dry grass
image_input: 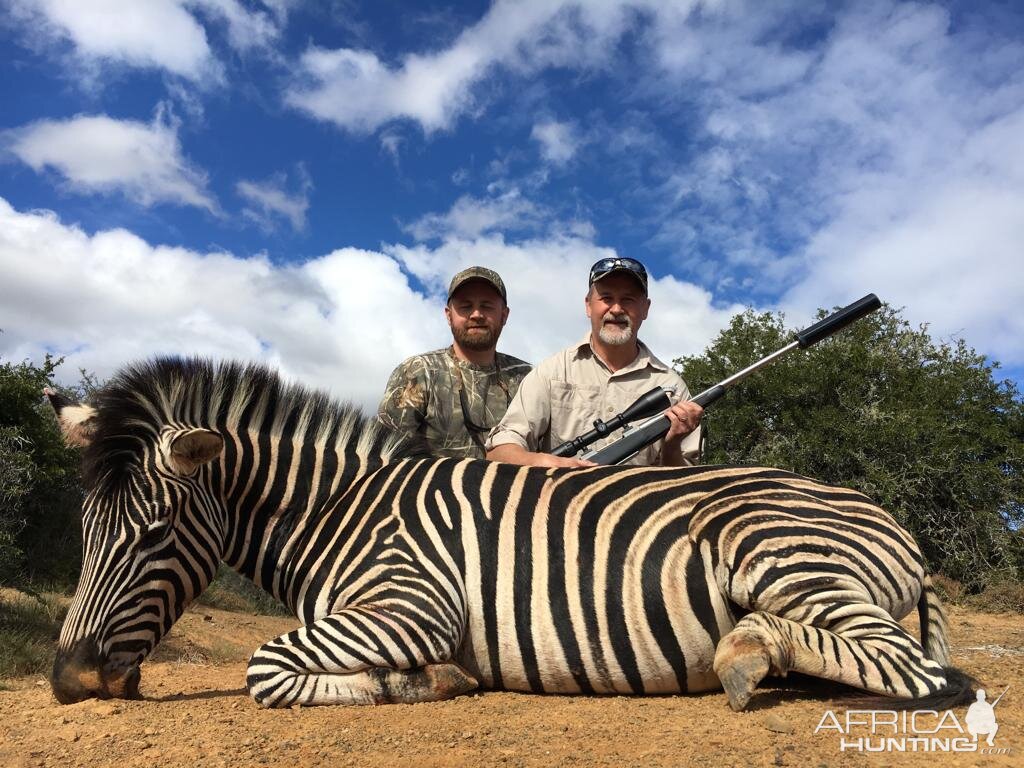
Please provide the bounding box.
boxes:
[966,577,1024,613]
[930,572,968,604]
[0,588,67,678]
[195,565,291,616]
[930,573,1024,614]
[0,568,287,681]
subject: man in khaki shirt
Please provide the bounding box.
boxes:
[485,257,703,468]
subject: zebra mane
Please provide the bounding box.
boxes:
[81,356,426,491]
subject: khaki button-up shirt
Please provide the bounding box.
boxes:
[485,335,702,466]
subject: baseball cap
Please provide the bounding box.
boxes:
[447,266,507,302]
[588,257,649,295]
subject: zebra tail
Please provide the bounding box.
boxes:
[911,574,980,709]
[851,574,978,711]
[880,575,979,710]
[918,574,951,667]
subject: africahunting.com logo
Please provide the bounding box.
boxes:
[815,687,1011,754]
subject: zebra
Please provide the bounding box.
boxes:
[46,357,974,710]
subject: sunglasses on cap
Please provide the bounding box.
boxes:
[588,257,648,294]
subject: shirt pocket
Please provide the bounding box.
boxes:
[548,381,601,446]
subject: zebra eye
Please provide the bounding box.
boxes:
[138,520,170,548]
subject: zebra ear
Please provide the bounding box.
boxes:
[44,387,97,448]
[166,429,224,476]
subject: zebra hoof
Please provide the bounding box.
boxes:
[716,654,769,711]
[376,663,480,703]
[714,633,771,711]
[424,663,480,698]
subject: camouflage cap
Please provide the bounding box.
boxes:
[447,266,507,302]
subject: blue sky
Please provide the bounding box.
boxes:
[1,0,1022,409]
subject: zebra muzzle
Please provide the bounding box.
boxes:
[104,664,142,700]
[51,638,142,704]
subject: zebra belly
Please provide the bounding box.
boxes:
[474,633,725,696]
[456,537,731,696]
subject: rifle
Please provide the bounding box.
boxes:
[551,293,882,465]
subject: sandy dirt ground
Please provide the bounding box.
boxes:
[1,604,1021,768]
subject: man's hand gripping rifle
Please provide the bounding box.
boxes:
[550,293,883,466]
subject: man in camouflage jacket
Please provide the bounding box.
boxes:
[378,267,531,458]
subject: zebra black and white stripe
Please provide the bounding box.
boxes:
[48,358,973,710]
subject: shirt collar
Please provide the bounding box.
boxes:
[572,333,668,374]
[446,346,499,372]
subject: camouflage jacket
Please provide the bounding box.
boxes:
[377,347,532,459]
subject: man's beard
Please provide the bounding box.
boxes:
[454,324,497,350]
[598,315,633,346]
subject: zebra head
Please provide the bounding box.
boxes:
[45,382,226,704]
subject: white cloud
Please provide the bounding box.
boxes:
[781,105,1024,359]
[258,0,294,25]
[395,1,1017,371]
[8,0,290,85]
[0,197,437,409]
[5,0,1021,392]
[189,0,282,53]
[628,1,1024,366]
[285,44,471,134]
[378,131,404,166]
[9,0,222,83]
[531,120,580,165]
[403,191,541,242]
[404,187,603,250]
[0,197,739,411]
[4,107,217,212]
[277,0,1024,373]
[236,166,312,232]
[284,0,635,133]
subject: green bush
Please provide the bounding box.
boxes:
[0,429,35,579]
[0,354,85,587]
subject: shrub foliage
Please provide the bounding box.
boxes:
[0,355,84,587]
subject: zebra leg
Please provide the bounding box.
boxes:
[690,480,956,710]
[713,603,947,711]
[245,604,478,707]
